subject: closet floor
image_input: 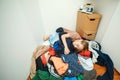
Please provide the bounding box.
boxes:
[94,64,120,80]
[27,64,120,80]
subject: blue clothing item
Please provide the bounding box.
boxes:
[49,32,59,47]
[61,53,85,76]
[58,31,75,53]
[53,40,64,56]
[64,76,77,80]
[94,49,114,80]
[53,38,75,57]
[53,28,76,56]
[56,27,64,33]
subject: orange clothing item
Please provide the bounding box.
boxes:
[50,56,68,75]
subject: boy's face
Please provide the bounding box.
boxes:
[73,39,84,51]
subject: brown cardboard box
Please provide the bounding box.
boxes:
[83,33,96,40]
[76,11,101,31]
[78,29,96,40]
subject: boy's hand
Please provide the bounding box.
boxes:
[64,47,70,55]
[43,35,50,41]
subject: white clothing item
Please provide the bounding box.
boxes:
[88,41,99,63]
[49,32,59,47]
[47,63,60,78]
[42,40,50,46]
[78,55,93,71]
[42,32,59,46]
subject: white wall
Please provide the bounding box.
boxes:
[20,0,45,44]
[0,0,83,80]
[93,0,120,72]
[101,0,120,72]
[1,0,120,80]
[38,0,83,34]
[0,0,43,80]
[94,0,119,42]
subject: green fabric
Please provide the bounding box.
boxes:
[77,74,84,80]
[32,70,63,80]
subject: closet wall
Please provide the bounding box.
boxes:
[94,0,119,42]
[0,0,120,80]
[94,0,120,72]
[101,0,120,72]
[0,0,83,80]
[38,0,83,34]
[0,0,43,80]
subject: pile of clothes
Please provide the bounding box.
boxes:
[29,28,114,80]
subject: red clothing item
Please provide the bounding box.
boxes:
[41,54,47,66]
[49,47,55,55]
[79,50,91,58]
[41,47,55,66]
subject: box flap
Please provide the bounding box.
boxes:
[86,12,101,19]
[82,29,96,34]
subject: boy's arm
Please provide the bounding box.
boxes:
[43,34,50,41]
[61,34,70,54]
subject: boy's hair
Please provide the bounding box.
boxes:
[81,40,89,51]
[76,40,89,52]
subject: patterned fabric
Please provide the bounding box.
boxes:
[61,53,85,76]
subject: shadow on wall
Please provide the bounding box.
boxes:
[20,0,45,44]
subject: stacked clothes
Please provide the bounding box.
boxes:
[29,27,114,80]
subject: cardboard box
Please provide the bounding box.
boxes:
[77,29,96,40]
[76,11,101,31]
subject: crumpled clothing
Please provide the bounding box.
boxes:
[30,45,50,78]
[88,41,101,63]
[49,32,59,47]
[32,70,63,80]
[78,55,93,71]
[50,56,68,75]
[61,53,85,76]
